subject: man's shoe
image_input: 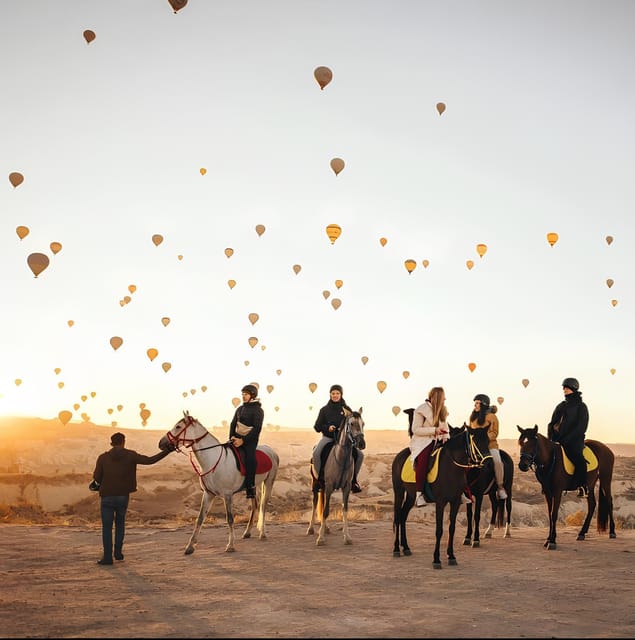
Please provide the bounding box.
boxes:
[497,487,508,500]
[114,552,124,561]
[415,492,427,508]
[351,480,362,493]
[97,558,113,565]
[246,487,256,499]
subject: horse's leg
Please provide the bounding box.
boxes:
[433,501,444,569]
[463,502,473,546]
[503,492,512,538]
[185,490,214,555]
[316,490,331,546]
[400,491,414,557]
[306,485,320,535]
[256,471,276,540]
[484,493,496,538]
[471,494,484,548]
[241,492,258,540]
[342,487,352,545]
[223,494,236,552]
[447,500,460,566]
[577,484,595,541]
[546,491,561,550]
[392,483,405,556]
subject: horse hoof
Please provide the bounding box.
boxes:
[242,532,251,539]
[184,548,194,555]
[306,527,314,535]
[344,538,352,545]
[448,558,457,566]
[225,546,236,553]
[543,540,550,548]
[463,538,471,546]
[484,532,492,539]
[610,533,617,539]
[576,534,585,541]
[316,539,325,547]
[546,542,556,550]
[472,541,480,548]
[393,551,401,557]
[504,532,511,538]
[259,533,267,541]
[403,548,412,556]
[433,562,442,570]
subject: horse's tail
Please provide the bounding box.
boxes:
[592,442,615,533]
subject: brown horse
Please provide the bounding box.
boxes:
[517,425,616,549]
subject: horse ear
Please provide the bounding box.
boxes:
[358,407,363,415]
[517,425,522,433]
[343,407,351,416]
[183,410,189,418]
[533,424,539,432]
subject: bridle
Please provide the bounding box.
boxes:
[449,429,491,469]
[519,431,556,479]
[336,412,365,450]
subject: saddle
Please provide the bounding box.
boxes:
[561,445,598,475]
[400,448,442,501]
[310,442,335,491]
[228,444,273,476]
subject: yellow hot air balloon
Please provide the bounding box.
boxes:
[606,235,614,246]
[322,290,330,300]
[27,253,50,278]
[16,226,29,240]
[436,102,446,115]
[610,368,616,375]
[140,402,146,409]
[190,389,196,395]
[177,254,183,261]
[276,369,282,376]
[9,172,24,188]
[361,356,368,365]
[110,336,123,351]
[309,382,317,393]
[331,298,342,310]
[227,279,236,289]
[248,312,259,325]
[611,299,618,307]
[522,378,530,388]
[81,395,87,402]
[168,0,188,13]
[325,224,342,244]
[201,385,207,392]
[117,404,123,411]
[58,410,72,426]
[392,406,401,417]
[293,264,302,275]
[128,284,136,294]
[379,237,388,247]
[182,391,188,397]
[232,397,241,408]
[161,317,170,326]
[468,362,476,372]
[58,381,64,389]
[200,167,207,176]
[466,260,474,271]
[248,336,258,348]
[314,66,333,90]
[377,381,387,394]
[147,347,159,361]
[107,408,114,415]
[476,243,487,258]
[330,158,345,176]
[152,234,163,246]
[83,29,96,44]
[50,241,62,255]
[497,396,504,405]
[606,278,614,288]
[404,259,417,274]
[162,362,171,373]
[422,259,430,268]
[54,368,61,375]
[90,391,96,398]
[274,406,280,412]
[402,370,410,379]
[67,319,74,327]
[546,232,559,246]
[140,408,151,421]
[224,247,234,258]
[255,224,266,237]
[335,279,343,289]
[244,360,250,366]
[266,385,274,393]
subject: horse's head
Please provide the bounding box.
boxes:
[342,407,366,451]
[466,425,491,467]
[517,424,540,472]
[158,410,207,452]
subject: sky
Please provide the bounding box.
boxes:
[1,0,634,443]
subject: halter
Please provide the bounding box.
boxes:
[519,431,557,484]
[336,411,364,449]
[449,428,491,469]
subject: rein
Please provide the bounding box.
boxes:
[449,430,490,469]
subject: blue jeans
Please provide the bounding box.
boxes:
[100,495,129,559]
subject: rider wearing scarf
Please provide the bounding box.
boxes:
[312,384,363,493]
[547,377,589,497]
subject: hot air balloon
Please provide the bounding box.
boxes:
[326,224,342,244]
[67,319,74,327]
[611,299,618,307]
[107,408,114,415]
[334,279,343,289]
[190,389,196,395]
[224,247,234,258]
[361,356,368,365]
[522,378,530,388]
[497,396,504,405]
[276,369,282,376]
[54,368,61,375]
[266,385,274,393]
[377,381,387,394]
[140,402,146,409]
[128,284,136,294]
[331,298,342,310]
[162,362,171,373]
[422,259,430,268]
[16,226,29,240]
[322,290,330,300]
[140,408,151,422]
[232,397,241,408]
[255,224,265,237]
[330,158,345,176]
[73,403,80,411]
[168,0,188,13]
[122,295,131,305]
[81,395,87,402]
[182,391,188,398]
[248,312,259,325]
[147,347,158,361]
[606,278,614,288]
[392,406,401,417]
[83,29,96,44]
[436,102,446,115]
[90,391,96,398]
[117,405,123,411]
[27,253,49,278]
[379,237,387,247]
[476,243,487,258]
[201,385,207,392]
[610,368,616,375]
[309,382,317,393]
[200,167,207,175]
[404,259,416,274]
[57,382,65,389]
[50,242,62,255]
[152,234,163,246]
[314,66,333,90]
[546,232,559,246]
[227,279,236,289]
[248,337,258,348]
[292,264,302,274]
[244,360,250,366]
[402,371,410,379]
[468,362,476,372]
[466,260,474,271]
[177,254,183,261]
[58,410,72,426]
[161,317,170,327]
[606,235,614,246]
[9,172,24,188]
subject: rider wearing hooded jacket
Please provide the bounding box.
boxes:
[547,377,589,497]
[229,384,264,499]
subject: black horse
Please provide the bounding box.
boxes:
[392,414,491,568]
[517,425,616,549]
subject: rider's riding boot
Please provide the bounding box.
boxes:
[497,485,508,500]
[351,474,362,493]
[246,486,256,499]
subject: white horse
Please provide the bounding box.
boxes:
[307,407,365,546]
[158,411,279,554]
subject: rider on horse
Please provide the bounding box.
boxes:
[312,384,363,493]
[547,377,589,497]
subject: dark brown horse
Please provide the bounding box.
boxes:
[392,422,491,568]
[517,425,616,549]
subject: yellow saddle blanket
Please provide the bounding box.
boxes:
[400,448,441,484]
[562,445,598,475]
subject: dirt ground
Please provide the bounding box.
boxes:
[1,520,634,638]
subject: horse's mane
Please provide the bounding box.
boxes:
[403,408,415,437]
